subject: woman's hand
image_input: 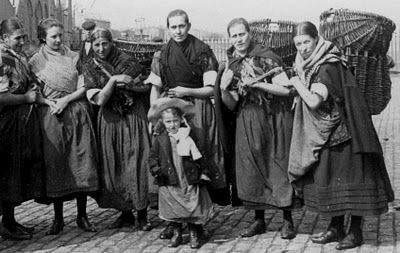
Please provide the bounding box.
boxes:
[220,69,234,91]
[24,90,39,104]
[113,74,133,87]
[168,86,188,98]
[289,76,302,89]
[50,97,70,115]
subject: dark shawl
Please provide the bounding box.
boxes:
[227,42,284,73]
[215,42,286,153]
[159,34,218,91]
[323,62,382,154]
[83,45,146,115]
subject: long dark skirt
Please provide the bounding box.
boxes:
[0,105,45,204]
[96,104,150,211]
[235,102,293,208]
[187,97,229,205]
[294,140,394,216]
[39,100,99,199]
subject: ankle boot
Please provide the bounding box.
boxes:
[160,222,174,239]
[168,223,183,248]
[137,209,152,231]
[336,216,363,250]
[189,223,201,249]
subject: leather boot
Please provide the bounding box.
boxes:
[108,211,135,229]
[311,216,345,244]
[159,222,174,239]
[1,223,32,240]
[137,209,152,231]
[46,219,65,235]
[168,223,183,248]
[336,216,363,250]
[14,222,35,234]
[240,219,266,237]
[280,219,296,239]
[77,216,97,232]
[189,223,201,249]
[336,228,363,250]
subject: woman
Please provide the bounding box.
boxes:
[288,21,394,250]
[83,28,152,230]
[146,9,228,239]
[29,18,99,235]
[0,18,47,240]
[219,18,297,239]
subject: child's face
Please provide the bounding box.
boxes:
[161,112,182,134]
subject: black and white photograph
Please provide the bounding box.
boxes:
[0,0,399,252]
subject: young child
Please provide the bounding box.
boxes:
[148,97,212,249]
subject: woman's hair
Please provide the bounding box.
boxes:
[227,18,250,36]
[37,18,63,43]
[161,107,183,118]
[0,17,24,37]
[166,9,189,27]
[90,28,113,43]
[293,21,318,39]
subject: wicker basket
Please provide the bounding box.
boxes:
[320,8,396,114]
[114,40,163,69]
[249,19,297,66]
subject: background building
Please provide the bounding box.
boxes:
[0,0,77,48]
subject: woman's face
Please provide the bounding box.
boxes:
[3,29,26,53]
[45,26,63,51]
[293,34,318,60]
[92,37,112,59]
[229,23,251,56]
[168,15,191,43]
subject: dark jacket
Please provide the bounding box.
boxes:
[77,41,94,74]
[148,131,207,186]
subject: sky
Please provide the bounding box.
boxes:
[74,0,400,34]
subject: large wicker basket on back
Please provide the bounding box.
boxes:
[320,8,396,115]
[249,19,297,66]
[114,40,163,70]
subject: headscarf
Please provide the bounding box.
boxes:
[294,37,342,86]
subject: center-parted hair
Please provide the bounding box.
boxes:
[166,9,189,27]
[293,21,318,39]
[226,18,250,36]
[0,17,24,37]
[37,18,63,43]
[90,28,113,43]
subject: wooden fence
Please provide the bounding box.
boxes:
[388,25,400,72]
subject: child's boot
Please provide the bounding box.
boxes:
[168,222,183,247]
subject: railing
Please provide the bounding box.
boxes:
[388,26,400,72]
[201,38,231,63]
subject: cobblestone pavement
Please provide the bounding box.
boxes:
[1,74,400,253]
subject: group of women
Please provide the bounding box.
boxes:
[0,8,394,251]
[0,17,152,240]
